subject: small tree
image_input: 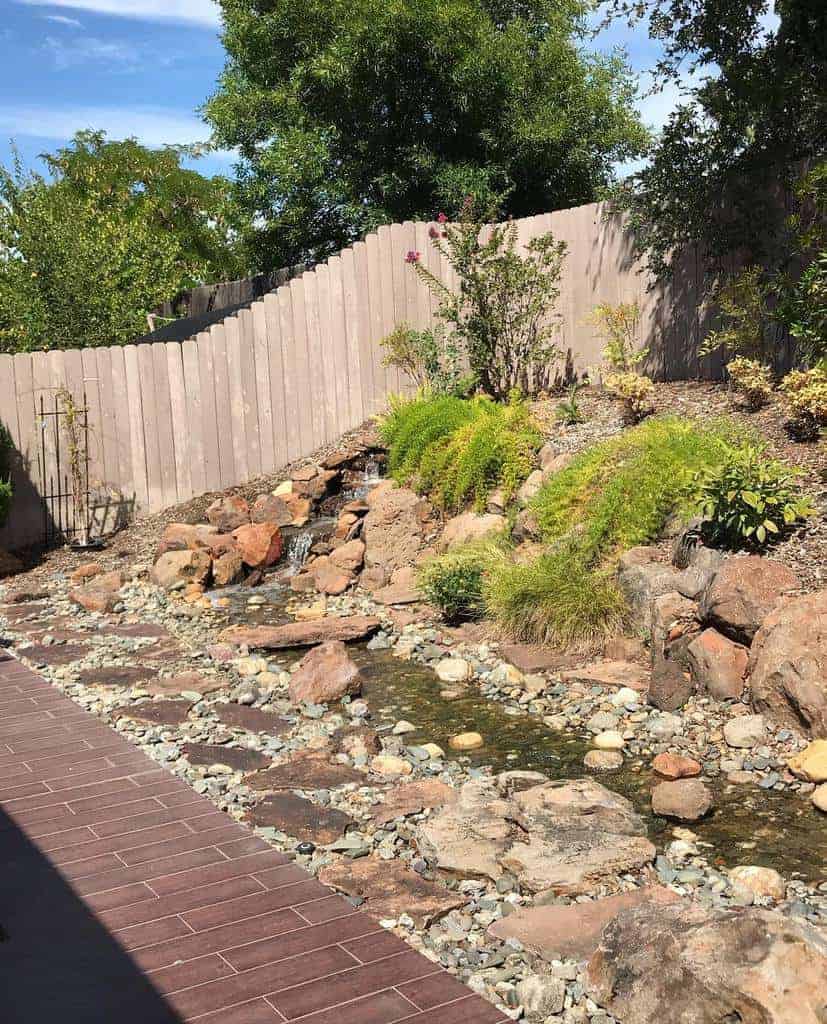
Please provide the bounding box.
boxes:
[410,200,567,399]
[588,301,646,371]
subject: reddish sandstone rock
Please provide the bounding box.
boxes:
[307,556,352,595]
[288,640,362,704]
[70,563,103,584]
[220,616,381,649]
[281,493,311,526]
[700,556,800,643]
[251,493,294,526]
[329,539,365,573]
[151,550,211,590]
[212,550,245,587]
[69,569,125,612]
[686,628,748,700]
[156,522,219,557]
[206,494,250,532]
[652,753,702,780]
[232,522,283,568]
[651,778,713,821]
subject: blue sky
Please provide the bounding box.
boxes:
[0,0,690,183]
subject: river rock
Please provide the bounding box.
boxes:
[288,640,362,705]
[586,902,827,1024]
[220,615,380,648]
[723,714,766,749]
[749,589,827,737]
[69,570,126,612]
[788,740,827,783]
[362,485,433,574]
[439,511,507,550]
[232,522,283,568]
[151,550,211,590]
[584,750,623,771]
[449,731,483,751]
[594,730,625,750]
[417,774,655,896]
[651,779,713,821]
[435,658,472,682]
[686,628,748,700]
[652,753,701,779]
[700,556,800,643]
[728,865,785,901]
[812,784,827,813]
[515,976,565,1019]
[370,754,413,776]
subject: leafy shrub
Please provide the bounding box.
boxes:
[726,356,774,410]
[555,381,585,425]
[381,393,541,512]
[485,416,741,647]
[589,301,647,371]
[417,546,489,623]
[605,371,654,423]
[0,424,12,527]
[410,198,567,399]
[700,266,775,361]
[379,322,473,396]
[779,366,827,440]
[694,443,814,548]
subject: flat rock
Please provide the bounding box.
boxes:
[498,643,576,673]
[1,603,49,622]
[145,672,226,697]
[244,751,365,792]
[211,704,292,735]
[114,700,192,726]
[100,623,170,639]
[220,616,380,649]
[183,743,272,772]
[651,779,713,821]
[560,660,649,693]
[76,665,158,688]
[318,857,464,928]
[18,643,89,666]
[371,779,456,825]
[245,793,355,844]
[489,886,679,961]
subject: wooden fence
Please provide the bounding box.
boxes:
[0,201,730,552]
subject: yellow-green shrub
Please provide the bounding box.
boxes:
[779,366,827,439]
[726,356,774,410]
[605,371,654,423]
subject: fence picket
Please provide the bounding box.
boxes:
[166,341,192,501]
[252,301,276,475]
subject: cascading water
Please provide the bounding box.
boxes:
[285,530,313,575]
[351,458,384,498]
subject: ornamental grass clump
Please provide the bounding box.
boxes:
[381,393,541,512]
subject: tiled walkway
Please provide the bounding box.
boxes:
[0,653,508,1024]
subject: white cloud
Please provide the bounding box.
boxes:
[0,103,228,152]
[43,13,82,26]
[43,34,140,70]
[19,0,220,28]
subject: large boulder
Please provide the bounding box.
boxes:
[749,590,827,737]
[151,550,211,590]
[701,556,800,643]
[439,511,506,551]
[288,640,362,704]
[231,522,283,568]
[686,628,748,700]
[362,484,433,574]
[416,773,655,897]
[586,902,827,1024]
[206,494,250,532]
[156,522,218,557]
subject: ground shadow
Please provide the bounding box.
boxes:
[0,712,184,1023]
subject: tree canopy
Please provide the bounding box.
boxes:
[610,0,827,277]
[206,0,648,269]
[0,131,246,353]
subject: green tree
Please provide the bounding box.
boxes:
[206,0,648,269]
[609,0,827,277]
[0,131,246,353]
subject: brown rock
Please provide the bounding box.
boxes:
[281,493,311,526]
[232,522,283,568]
[251,494,294,527]
[211,704,291,735]
[183,743,271,772]
[245,792,355,844]
[560,660,649,693]
[245,751,365,792]
[318,858,464,928]
[686,628,748,700]
[151,550,211,590]
[603,637,648,663]
[489,887,679,962]
[204,533,238,558]
[701,555,800,643]
[291,464,319,482]
[307,557,352,595]
[329,539,365,573]
[362,486,433,574]
[372,779,457,825]
[586,902,827,1024]
[288,641,362,705]
[498,643,575,674]
[652,753,702,779]
[69,569,125,613]
[332,725,382,759]
[77,665,158,688]
[212,550,244,587]
[440,511,507,550]
[648,656,693,711]
[70,563,103,584]
[749,589,827,737]
[156,522,219,557]
[144,672,225,697]
[293,469,338,501]
[206,494,250,532]
[372,566,420,606]
[0,602,48,621]
[651,778,713,821]
[114,699,192,726]
[220,616,381,649]
[18,643,88,666]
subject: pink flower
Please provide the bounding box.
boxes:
[437,212,448,223]
[428,226,439,239]
[404,250,421,264]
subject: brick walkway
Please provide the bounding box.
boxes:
[0,653,508,1024]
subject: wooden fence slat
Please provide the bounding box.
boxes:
[365,232,387,413]
[166,341,192,502]
[314,264,339,442]
[353,241,375,418]
[108,346,135,513]
[326,255,350,435]
[223,316,249,487]
[0,355,26,549]
[252,301,276,475]
[389,223,412,392]
[11,354,37,547]
[340,248,364,427]
[209,322,235,489]
[238,308,262,480]
[277,284,301,462]
[301,271,326,448]
[136,343,163,511]
[196,331,221,494]
[263,293,289,469]
[122,344,149,513]
[79,348,106,506]
[288,277,315,456]
[377,225,400,395]
[150,342,177,508]
[181,339,205,500]
[93,347,119,497]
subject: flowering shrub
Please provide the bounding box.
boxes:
[726,356,774,410]
[779,366,827,440]
[605,371,654,423]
